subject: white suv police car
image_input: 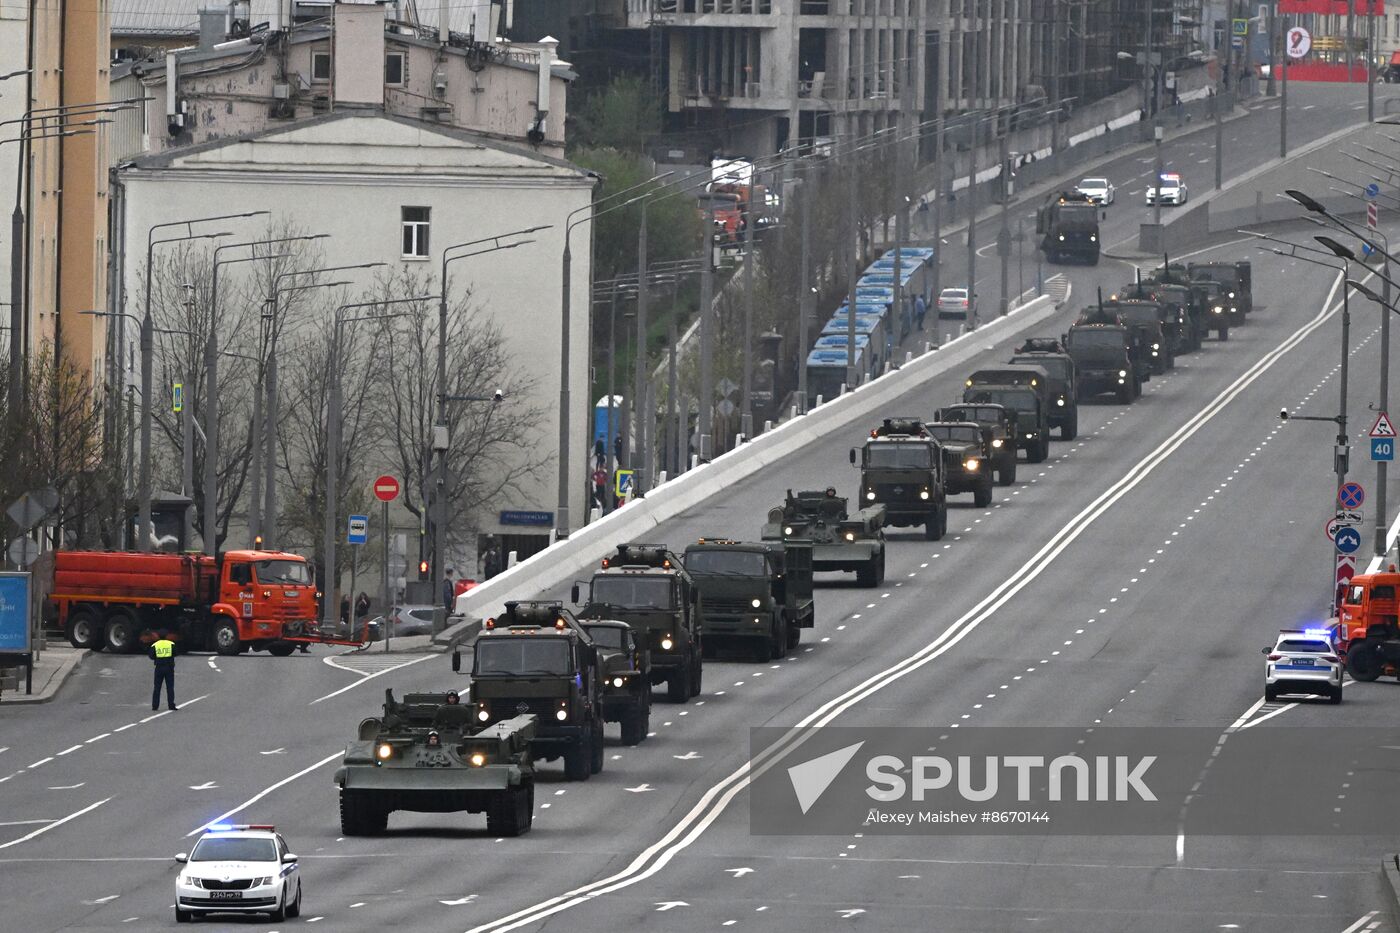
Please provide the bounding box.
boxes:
[174,824,302,923]
[1263,630,1343,704]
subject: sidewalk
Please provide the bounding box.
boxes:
[0,646,85,705]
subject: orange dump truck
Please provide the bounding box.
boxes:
[1330,569,1400,681]
[39,549,364,656]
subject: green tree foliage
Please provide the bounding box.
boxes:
[570,75,662,155]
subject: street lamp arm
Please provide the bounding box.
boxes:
[148,211,269,252]
[443,225,551,264]
[567,171,677,227]
[275,261,385,291]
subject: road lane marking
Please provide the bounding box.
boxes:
[465,258,1358,933]
[187,751,344,836]
[0,819,55,827]
[1341,912,1379,933]
[311,655,435,704]
[0,798,112,850]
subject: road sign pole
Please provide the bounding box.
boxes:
[382,500,390,654]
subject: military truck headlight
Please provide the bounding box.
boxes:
[991,438,1003,448]
[477,708,490,722]
[919,489,930,499]
[469,752,487,767]
[1213,305,1223,313]
[1090,234,1097,242]
[1228,291,1235,298]
[1152,342,1159,350]
[1118,370,1127,377]
[865,490,876,501]
[661,636,674,651]
[1230,306,1237,313]
[750,598,763,608]
[963,458,980,472]
[783,525,794,535]
[843,530,856,541]
[555,709,569,721]
[612,676,625,688]
[1057,397,1065,406]
[376,743,393,760]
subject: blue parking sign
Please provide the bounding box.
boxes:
[1373,437,1394,461]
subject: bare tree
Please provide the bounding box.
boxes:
[371,267,548,570]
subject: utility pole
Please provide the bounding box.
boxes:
[697,198,716,461]
[180,285,196,549]
[1378,256,1391,558]
[636,207,650,487]
[846,136,860,388]
[666,312,678,474]
[1367,0,1375,123]
[138,311,153,550]
[741,196,755,437]
[1281,14,1289,158]
[998,132,1011,318]
[1215,86,1224,191]
[797,161,812,411]
[932,112,944,321]
[967,120,979,331]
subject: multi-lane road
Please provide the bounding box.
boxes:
[5,84,1400,933]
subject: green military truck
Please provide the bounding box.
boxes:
[1132,275,1205,352]
[1065,320,1139,403]
[935,403,1019,485]
[850,417,948,540]
[1009,337,1079,440]
[763,488,886,586]
[578,619,651,745]
[926,422,995,507]
[457,602,605,781]
[1102,296,1171,373]
[334,689,536,837]
[963,373,1051,463]
[574,544,703,704]
[1188,260,1252,317]
[683,537,816,662]
[1037,190,1101,264]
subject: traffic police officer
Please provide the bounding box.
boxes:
[149,631,178,711]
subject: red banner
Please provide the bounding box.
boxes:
[1278,1,1384,13]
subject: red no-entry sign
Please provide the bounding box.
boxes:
[373,475,400,502]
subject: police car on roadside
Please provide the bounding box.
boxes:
[174,823,302,923]
[1262,630,1343,704]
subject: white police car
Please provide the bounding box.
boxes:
[174,824,302,923]
[1263,630,1343,704]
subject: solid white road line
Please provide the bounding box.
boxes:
[310,655,435,705]
[1340,911,1379,933]
[186,751,344,837]
[465,257,1356,933]
[0,798,112,850]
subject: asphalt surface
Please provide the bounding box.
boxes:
[5,85,1400,933]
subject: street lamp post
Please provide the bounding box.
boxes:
[136,212,264,550]
[433,230,542,602]
[325,298,428,628]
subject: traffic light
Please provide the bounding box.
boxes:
[418,559,430,580]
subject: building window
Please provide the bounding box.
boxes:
[385,51,406,87]
[311,50,331,82]
[401,206,430,258]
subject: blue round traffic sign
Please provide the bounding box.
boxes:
[1335,526,1363,554]
[1339,482,1366,510]
[1367,182,1381,199]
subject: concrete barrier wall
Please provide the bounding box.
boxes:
[447,294,1061,630]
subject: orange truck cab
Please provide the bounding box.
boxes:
[1330,569,1400,681]
[43,549,365,656]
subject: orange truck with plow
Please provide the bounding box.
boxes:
[1328,568,1400,681]
[37,549,365,656]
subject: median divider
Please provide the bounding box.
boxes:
[438,294,1062,640]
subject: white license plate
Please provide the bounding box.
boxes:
[210,891,243,900]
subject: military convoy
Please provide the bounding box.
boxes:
[683,538,815,661]
[764,488,886,585]
[335,689,537,836]
[926,422,995,507]
[936,403,1019,485]
[579,619,652,746]
[851,418,948,540]
[963,375,1051,464]
[1009,338,1078,440]
[1037,190,1101,264]
[575,544,704,703]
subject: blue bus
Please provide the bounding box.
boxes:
[806,347,862,409]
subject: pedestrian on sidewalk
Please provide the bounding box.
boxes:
[481,541,502,581]
[913,292,927,331]
[149,630,177,711]
[443,569,456,612]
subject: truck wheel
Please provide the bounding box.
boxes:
[564,733,592,780]
[787,622,802,651]
[339,790,387,835]
[1117,382,1133,404]
[666,663,691,703]
[1347,641,1383,682]
[104,612,140,654]
[213,620,241,656]
[267,642,296,657]
[999,458,1016,486]
[1027,440,1047,464]
[487,782,534,836]
[1039,436,1051,462]
[589,720,605,774]
[1218,326,1229,342]
[857,558,880,585]
[65,609,102,650]
[1061,411,1078,440]
[690,652,703,697]
[773,612,788,659]
[620,704,649,745]
[973,481,993,509]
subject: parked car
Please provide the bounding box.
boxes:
[1075,176,1116,205]
[366,604,443,640]
[937,286,972,319]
